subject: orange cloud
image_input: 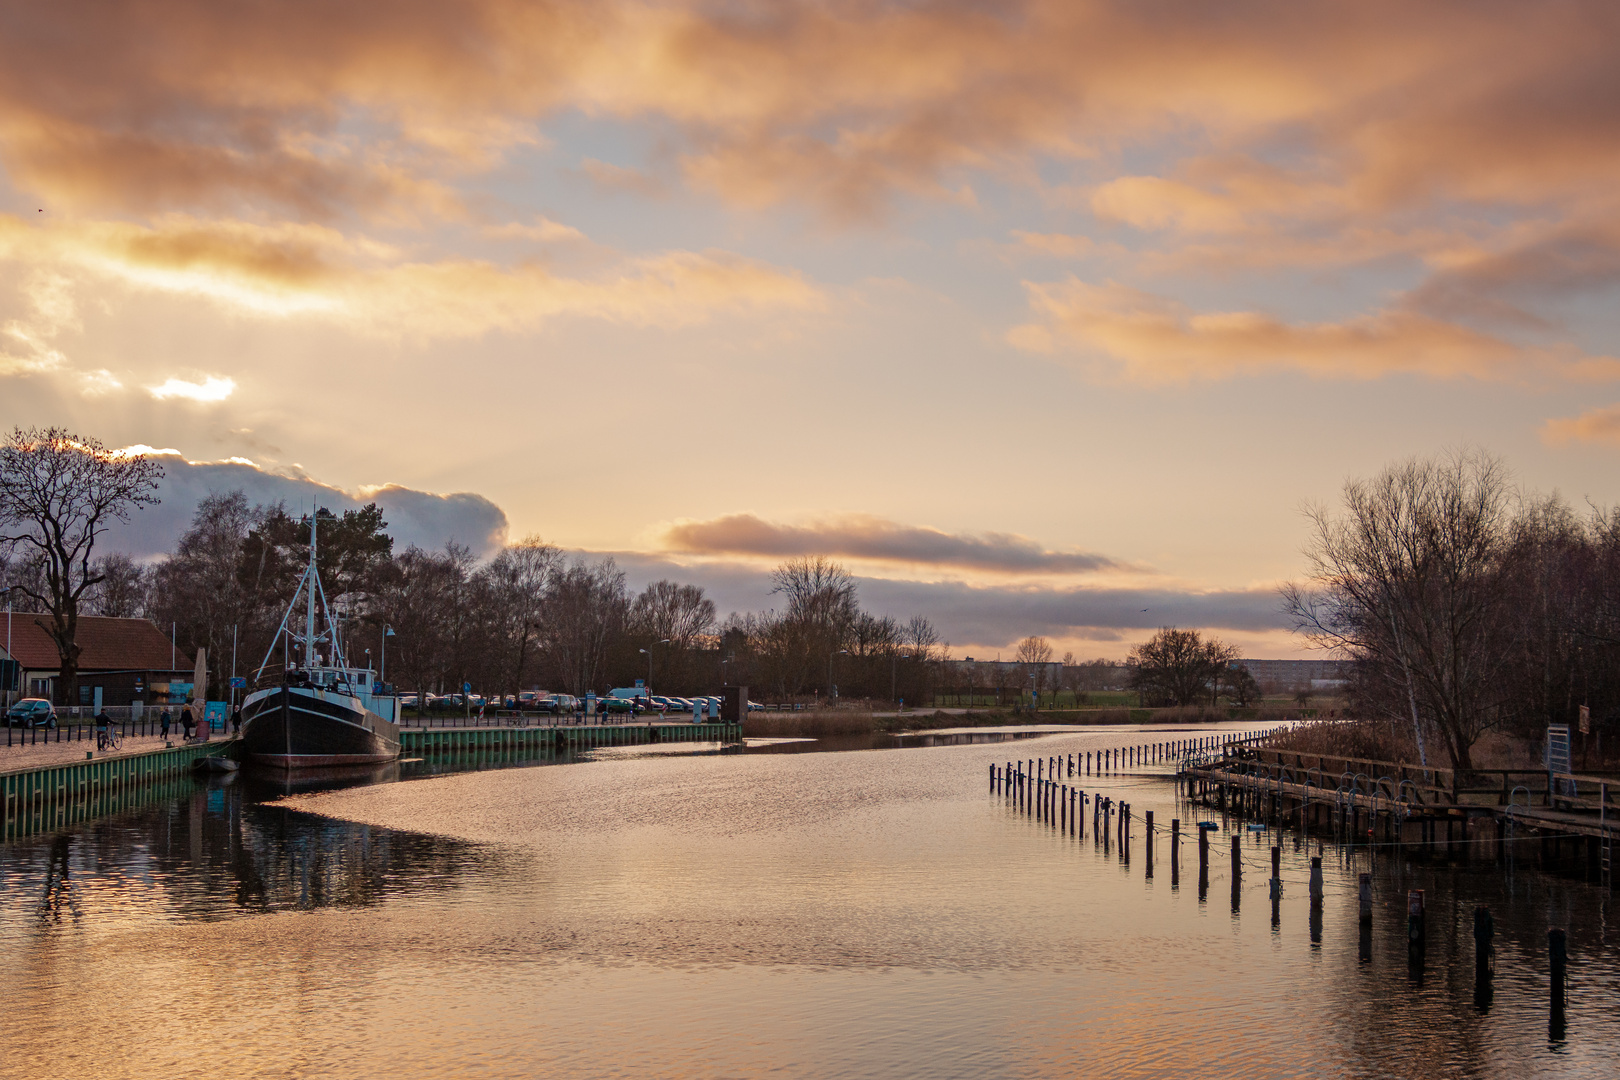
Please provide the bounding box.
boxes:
[1009,279,1620,383]
[0,214,824,336]
[1,1,1614,226]
[1543,406,1620,448]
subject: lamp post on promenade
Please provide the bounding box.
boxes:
[828,648,848,702]
[639,639,670,715]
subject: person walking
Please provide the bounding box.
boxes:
[180,701,194,741]
[160,707,172,741]
[230,706,242,735]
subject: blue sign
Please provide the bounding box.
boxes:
[634,678,644,688]
[463,681,472,693]
[205,701,228,730]
[228,677,247,689]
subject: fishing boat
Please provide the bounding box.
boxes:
[238,512,400,768]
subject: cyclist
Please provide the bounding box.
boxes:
[94,709,118,751]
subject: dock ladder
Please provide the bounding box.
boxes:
[1603,782,1612,890]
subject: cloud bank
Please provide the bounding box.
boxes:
[661,513,1122,575]
[106,452,509,559]
[609,550,1288,654]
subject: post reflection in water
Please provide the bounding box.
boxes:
[0,722,1616,1080]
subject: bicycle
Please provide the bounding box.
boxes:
[96,726,122,752]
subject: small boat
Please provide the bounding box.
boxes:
[194,756,240,773]
[237,511,401,768]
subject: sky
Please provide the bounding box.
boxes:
[3,0,1620,660]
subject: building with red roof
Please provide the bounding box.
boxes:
[1,613,194,709]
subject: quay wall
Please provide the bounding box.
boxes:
[2,739,232,841]
[402,722,741,755]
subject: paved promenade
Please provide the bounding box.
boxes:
[0,732,219,772]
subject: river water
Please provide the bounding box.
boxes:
[2,722,1616,1079]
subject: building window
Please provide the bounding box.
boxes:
[80,685,93,704]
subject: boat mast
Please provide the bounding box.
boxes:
[305,508,319,667]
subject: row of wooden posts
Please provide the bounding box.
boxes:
[987,733,1574,1033]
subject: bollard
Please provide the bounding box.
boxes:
[1309,856,1323,905]
[1077,791,1086,839]
[1232,834,1242,881]
[1549,927,1568,1036]
[1269,845,1282,899]
[1358,873,1373,924]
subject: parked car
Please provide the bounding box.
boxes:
[398,693,420,707]
[5,698,57,728]
[599,696,639,715]
[518,691,539,707]
[747,700,763,712]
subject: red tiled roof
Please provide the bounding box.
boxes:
[0,615,192,672]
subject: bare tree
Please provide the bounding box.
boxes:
[480,535,561,699]
[630,580,716,648]
[542,557,628,696]
[0,429,163,703]
[83,553,148,617]
[1015,634,1055,694]
[1127,627,1235,707]
[148,490,257,694]
[1283,450,1515,770]
[771,556,858,635]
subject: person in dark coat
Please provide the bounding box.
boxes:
[230,706,242,735]
[160,708,172,740]
[180,701,195,739]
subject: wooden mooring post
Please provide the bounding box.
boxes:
[1170,818,1180,887]
[1550,927,1568,1039]
[1145,810,1154,878]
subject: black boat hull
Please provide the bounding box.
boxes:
[239,686,400,767]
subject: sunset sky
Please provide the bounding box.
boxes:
[3,0,1619,659]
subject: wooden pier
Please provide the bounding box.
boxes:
[1181,746,1620,881]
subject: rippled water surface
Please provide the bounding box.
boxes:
[3,723,1617,1079]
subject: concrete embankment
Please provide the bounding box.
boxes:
[3,722,744,841]
[2,738,233,841]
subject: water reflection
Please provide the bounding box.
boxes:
[0,723,1616,1079]
[1,775,494,928]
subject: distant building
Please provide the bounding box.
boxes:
[0,614,194,708]
[1235,658,1353,692]
[947,658,1066,684]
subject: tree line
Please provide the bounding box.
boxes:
[0,431,952,704]
[1286,450,1620,770]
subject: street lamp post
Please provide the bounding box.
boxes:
[828,648,848,702]
[381,625,395,684]
[638,639,671,708]
[891,653,910,705]
[2,587,12,711]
